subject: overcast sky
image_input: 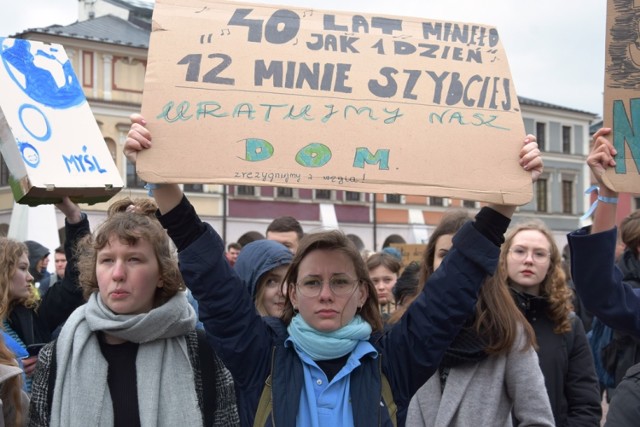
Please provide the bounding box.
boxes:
[3,0,607,117]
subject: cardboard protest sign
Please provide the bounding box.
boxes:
[602,0,640,192]
[391,243,426,267]
[0,38,123,205]
[139,0,532,204]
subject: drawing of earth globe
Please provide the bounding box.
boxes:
[1,38,84,109]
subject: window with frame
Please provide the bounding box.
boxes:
[184,184,204,193]
[536,122,546,151]
[315,189,332,200]
[561,180,573,214]
[126,160,145,188]
[237,185,255,196]
[277,187,293,198]
[562,126,572,154]
[0,155,9,186]
[385,194,401,204]
[462,200,476,209]
[429,197,444,207]
[635,197,640,210]
[345,191,361,202]
[536,178,548,212]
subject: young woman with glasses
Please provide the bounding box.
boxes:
[398,211,554,426]
[497,221,601,426]
[124,113,543,427]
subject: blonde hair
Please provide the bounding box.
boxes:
[498,220,573,334]
[0,238,34,319]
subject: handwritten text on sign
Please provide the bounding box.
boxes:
[603,0,640,192]
[139,0,531,204]
[0,38,123,204]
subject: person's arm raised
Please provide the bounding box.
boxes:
[125,113,183,214]
[488,134,542,219]
[587,127,619,234]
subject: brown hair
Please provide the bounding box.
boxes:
[419,210,472,285]
[388,211,471,324]
[281,230,383,333]
[0,238,31,319]
[390,210,536,354]
[497,220,574,334]
[267,216,304,240]
[76,198,184,308]
[0,238,28,425]
[620,210,640,257]
[366,252,401,275]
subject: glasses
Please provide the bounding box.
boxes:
[296,275,360,297]
[508,246,550,263]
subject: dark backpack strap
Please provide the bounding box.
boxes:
[196,329,217,427]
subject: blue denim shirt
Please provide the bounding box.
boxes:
[287,338,377,427]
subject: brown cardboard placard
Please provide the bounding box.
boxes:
[602,0,640,192]
[139,0,532,205]
[391,243,427,267]
[0,38,123,205]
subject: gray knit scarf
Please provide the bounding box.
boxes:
[50,292,200,427]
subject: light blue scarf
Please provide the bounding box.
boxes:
[287,314,372,360]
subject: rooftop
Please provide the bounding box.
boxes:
[20,14,150,48]
[518,96,598,117]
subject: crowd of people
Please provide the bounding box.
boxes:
[0,118,635,427]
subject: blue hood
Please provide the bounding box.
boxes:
[234,240,293,298]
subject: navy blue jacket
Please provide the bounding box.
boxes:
[568,226,640,336]
[234,239,292,299]
[168,203,501,426]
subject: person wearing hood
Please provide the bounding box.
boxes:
[24,241,51,296]
[234,239,293,318]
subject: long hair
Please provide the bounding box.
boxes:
[0,334,23,426]
[76,198,185,308]
[281,230,383,333]
[390,210,536,354]
[0,238,30,319]
[419,210,472,285]
[497,220,573,334]
[389,210,471,323]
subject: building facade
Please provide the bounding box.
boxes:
[1,0,601,251]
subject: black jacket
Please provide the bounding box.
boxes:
[605,250,640,391]
[605,362,640,426]
[7,215,89,345]
[511,289,601,426]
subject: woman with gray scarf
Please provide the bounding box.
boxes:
[28,198,239,427]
